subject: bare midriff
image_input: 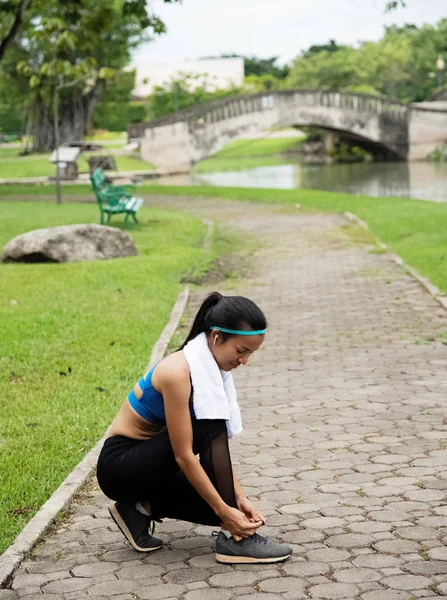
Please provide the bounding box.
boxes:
[108,400,165,441]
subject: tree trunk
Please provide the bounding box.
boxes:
[31,86,101,151]
[0,0,31,64]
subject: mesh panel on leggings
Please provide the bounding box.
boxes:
[200,431,238,509]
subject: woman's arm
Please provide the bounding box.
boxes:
[232,467,247,503]
[158,360,262,538]
[232,467,265,524]
[162,371,227,517]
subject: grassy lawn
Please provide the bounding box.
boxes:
[213,136,305,157]
[84,131,127,141]
[193,155,291,174]
[0,200,213,553]
[0,156,55,178]
[0,153,154,179]
[6,182,442,297]
[193,136,305,174]
[0,147,28,159]
[109,155,153,171]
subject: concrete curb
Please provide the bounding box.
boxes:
[0,285,190,588]
[344,211,447,311]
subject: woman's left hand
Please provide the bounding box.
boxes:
[237,496,265,524]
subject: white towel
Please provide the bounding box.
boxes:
[183,332,243,439]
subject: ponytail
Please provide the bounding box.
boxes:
[179,291,223,349]
[179,291,267,350]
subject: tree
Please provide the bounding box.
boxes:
[3,0,181,150]
[100,70,137,104]
[385,1,406,11]
[287,46,372,91]
[0,0,32,63]
[148,73,241,119]
[205,53,289,80]
[302,40,345,58]
[286,20,447,103]
[243,56,289,79]
[244,73,284,92]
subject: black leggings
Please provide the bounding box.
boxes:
[97,419,238,526]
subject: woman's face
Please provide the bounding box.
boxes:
[210,332,265,372]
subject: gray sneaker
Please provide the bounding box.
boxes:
[214,531,292,564]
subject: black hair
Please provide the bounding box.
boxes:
[179,291,267,349]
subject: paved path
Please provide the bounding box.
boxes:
[4,197,447,600]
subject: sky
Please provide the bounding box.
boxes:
[133,0,447,66]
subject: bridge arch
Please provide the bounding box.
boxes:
[291,124,402,160]
[130,90,410,169]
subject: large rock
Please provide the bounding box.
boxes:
[1,224,137,263]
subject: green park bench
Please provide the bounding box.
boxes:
[90,168,143,228]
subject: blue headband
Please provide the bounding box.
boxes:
[210,326,266,336]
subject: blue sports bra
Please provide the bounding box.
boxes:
[127,364,195,424]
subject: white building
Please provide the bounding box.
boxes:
[130,57,244,97]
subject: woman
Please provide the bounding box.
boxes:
[97,292,292,564]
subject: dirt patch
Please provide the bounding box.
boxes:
[181,250,253,286]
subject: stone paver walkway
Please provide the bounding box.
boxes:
[4,197,447,600]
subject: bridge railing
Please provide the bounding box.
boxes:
[129,90,407,139]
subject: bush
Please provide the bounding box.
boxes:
[428,142,447,162]
[0,104,25,134]
[92,101,146,132]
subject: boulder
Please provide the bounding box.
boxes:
[1,224,137,263]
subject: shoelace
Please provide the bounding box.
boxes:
[250,533,268,545]
[211,531,268,544]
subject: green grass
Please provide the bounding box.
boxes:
[0,147,27,159]
[193,136,305,174]
[0,200,213,553]
[193,155,291,174]
[111,155,154,171]
[0,153,154,180]
[0,156,55,178]
[96,142,127,149]
[84,131,127,141]
[213,136,305,158]
[0,183,92,196]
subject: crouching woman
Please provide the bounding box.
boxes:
[97,291,292,564]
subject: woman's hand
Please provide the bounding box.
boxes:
[237,496,265,524]
[219,505,263,540]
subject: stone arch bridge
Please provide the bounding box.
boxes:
[128,90,447,169]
